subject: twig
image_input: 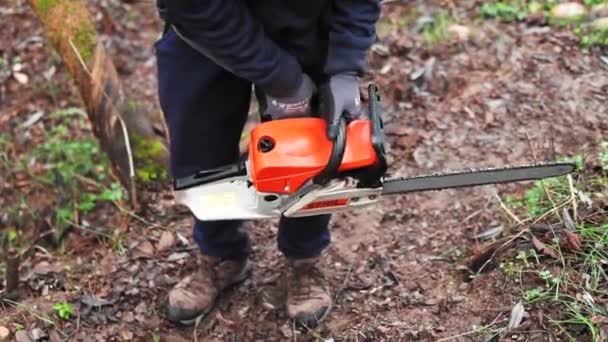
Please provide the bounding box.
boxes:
[493,191,523,225]
[567,174,578,224]
[65,219,112,239]
[193,314,203,342]
[334,263,354,303]
[74,174,102,189]
[524,132,538,162]
[530,199,572,226]
[114,202,165,230]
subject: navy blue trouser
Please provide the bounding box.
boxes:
[155,28,331,261]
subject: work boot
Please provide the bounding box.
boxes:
[165,255,249,325]
[285,257,332,328]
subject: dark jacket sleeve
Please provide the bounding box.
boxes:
[163,1,303,97]
[324,0,381,76]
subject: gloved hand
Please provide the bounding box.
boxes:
[319,73,362,140]
[257,73,316,121]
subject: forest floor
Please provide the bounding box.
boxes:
[1,0,608,341]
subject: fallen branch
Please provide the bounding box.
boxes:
[4,249,20,300]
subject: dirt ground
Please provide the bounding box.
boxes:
[1,0,607,341]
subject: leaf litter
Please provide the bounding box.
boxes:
[2,0,608,340]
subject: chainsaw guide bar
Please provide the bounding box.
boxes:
[381,162,575,195]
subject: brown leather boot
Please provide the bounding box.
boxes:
[285,257,332,328]
[165,255,249,325]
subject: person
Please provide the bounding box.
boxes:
[154,0,381,328]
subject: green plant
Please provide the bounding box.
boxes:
[524,287,544,301]
[601,142,608,171]
[16,108,125,240]
[583,0,606,6]
[423,11,451,46]
[498,147,608,337]
[52,301,73,320]
[481,1,528,21]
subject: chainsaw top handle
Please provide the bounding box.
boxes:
[312,116,347,186]
[313,84,387,187]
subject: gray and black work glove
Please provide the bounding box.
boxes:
[319,73,362,140]
[258,73,316,120]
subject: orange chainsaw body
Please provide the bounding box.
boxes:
[249,118,378,194]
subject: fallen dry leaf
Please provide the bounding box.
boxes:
[95,286,112,298]
[133,240,154,258]
[532,236,559,259]
[507,301,525,331]
[562,230,582,251]
[157,231,176,252]
[562,208,576,231]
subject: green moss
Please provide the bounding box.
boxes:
[73,21,96,64]
[38,0,59,16]
[132,136,168,183]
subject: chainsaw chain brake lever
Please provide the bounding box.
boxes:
[313,84,388,187]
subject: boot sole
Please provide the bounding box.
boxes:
[169,262,251,326]
[292,301,333,330]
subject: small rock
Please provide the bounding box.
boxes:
[14,331,32,342]
[156,231,175,252]
[447,24,471,41]
[123,311,135,323]
[134,301,147,314]
[120,330,134,341]
[13,72,29,84]
[551,2,586,21]
[458,282,471,291]
[29,328,46,340]
[238,306,249,318]
[125,288,140,296]
[167,252,190,262]
[0,326,10,341]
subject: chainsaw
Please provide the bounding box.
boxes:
[173,84,575,221]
